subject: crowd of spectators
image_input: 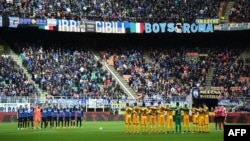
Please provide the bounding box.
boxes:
[229,0,250,23]
[0,54,38,97]
[209,47,250,99]
[102,46,211,102]
[0,0,223,23]
[11,39,128,100]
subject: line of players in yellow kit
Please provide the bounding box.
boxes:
[124,101,210,134]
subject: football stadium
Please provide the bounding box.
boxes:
[0,0,250,141]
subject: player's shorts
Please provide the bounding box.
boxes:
[204,115,209,125]
[220,116,225,122]
[59,117,64,121]
[65,117,70,121]
[18,117,23,122]
[47,116,52,121]
[141,116,147,125]
[125,116,131,124]
[42,117,47,121]
[77,117,82,121]
[149,116,156,125]
[23,117,28,122]
[71,116,76,121]
[133,115,139,124]
[158,115,165,124]
[53,117,57,121]
[214,116,218,122]
[34,117,41,122]
[28,116,33,121]
[192,115,198,124]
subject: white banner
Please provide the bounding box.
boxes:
[0,103,29,112]
[47,19,57,26]
[216,23,249,31]
[57,19,85,32]
[88,99,104,108]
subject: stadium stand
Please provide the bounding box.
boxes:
[1,0,246,23]
[229,0,250,22]
[0,55,38,97]
[4,33,128,100]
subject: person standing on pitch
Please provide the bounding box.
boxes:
[192,104,198,133]
[33,105,41,129]
[64,105,71,128]
[124,103,132,134]
[197,104,205,133]
[132,102,140,134]
[147,102,157,134]
[174,102,182,133]
[76,106,84,128]
[23,104,29,129]
[17,105,24,130]
[182,103,191,133]
[70,105,77,128]
[47,104,53,128]
[28,104,34,129]
[58,105,65,128]
[52,105,58,128]
[157,101,166,134]
[203,103,210,133]
[140,102,148,134]
[41,105,48,129]
[214,106,219,130]
[165,104,175,133]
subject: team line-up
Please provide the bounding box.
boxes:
[124,102,226,134]
[17,104,84,130]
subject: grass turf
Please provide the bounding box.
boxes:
[0,122,223,141]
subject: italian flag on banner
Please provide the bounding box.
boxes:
[38,25,54,31]
[130,23,144,33]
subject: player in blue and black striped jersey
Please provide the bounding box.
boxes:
[58,105,64,128]
[28,104,34,128]
[52,105,58,128]
[64,105,71,128]
[47,104,53,128]
[23,104,29,129]
[70,106,77,128]
[17,105,24,130]
[41,105,48,128]
[76,107,84,128]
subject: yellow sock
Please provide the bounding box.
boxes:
[125,124,128,133]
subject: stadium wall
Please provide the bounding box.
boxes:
[0,112,249,123]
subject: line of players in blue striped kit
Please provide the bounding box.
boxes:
[17,104,85,130]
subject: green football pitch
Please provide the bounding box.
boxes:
[0,122,223,141]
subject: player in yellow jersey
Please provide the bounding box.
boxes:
[203,103,210,133]
[132,102,140,134]
[157,101,166,134]
[147,101,157,134]
[182,103,191,133]
[165,104,174,133]
[192,104,198,133]
[140,102,148,134]
[124,103,133,134]
[197,105,205,133]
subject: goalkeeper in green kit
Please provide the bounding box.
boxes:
[174,102,182,133]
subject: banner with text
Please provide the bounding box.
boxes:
[192,88,220,99]
[215,23,250,31]
[0,103,29,112]
[195,19,220,24]
[218,99,240,107]
[57,19,85,32]
[3,16,250,33]
[94,21,214,34]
